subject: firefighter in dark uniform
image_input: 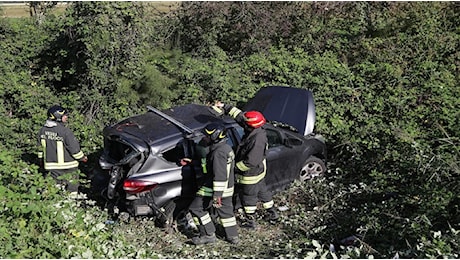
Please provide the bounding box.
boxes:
[37,105,87,193]
[188,123,239,245]
[211,102,278,229]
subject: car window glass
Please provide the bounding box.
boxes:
[225,128,238,148]
[108,141,134,162]
[235,126,244,139]
[286,134,303,146]
[266,129,282,148]
[162,141,185,163]
[192,139,208,160]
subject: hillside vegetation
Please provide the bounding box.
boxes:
[0,2,458,258]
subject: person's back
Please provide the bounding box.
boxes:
[39,120,82,171]
[235,126,267,179]
[38,105,87,193]
[207,141,235,197]
[210,102,278,229]
[188,123,239,245]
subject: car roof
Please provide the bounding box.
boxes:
[106,104,231,145]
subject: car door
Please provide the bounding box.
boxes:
[231,125,301,192]
[159,138,200,198]
[264,127,303,191]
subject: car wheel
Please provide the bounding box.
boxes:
[300,156,326,181]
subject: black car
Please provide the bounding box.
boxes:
[98,86,327,226]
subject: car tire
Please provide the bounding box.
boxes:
[300,156,326,181]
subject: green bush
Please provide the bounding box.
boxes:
[0,1,458,258]
[0,148,162,258]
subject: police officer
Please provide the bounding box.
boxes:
[211,102,278,229]
[37,105,87,193]
[188,123,239,245]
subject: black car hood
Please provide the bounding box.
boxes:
[243,86,316,136]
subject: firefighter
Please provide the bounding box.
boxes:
[187,123,239,245]
[37,105,87,194]
[211,102,278,229]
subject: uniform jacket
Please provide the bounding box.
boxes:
[37,120,85,170]
[197,141,235,198]
[235,127,267,177]
[218,104,268,182]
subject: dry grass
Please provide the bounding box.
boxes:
[1,4,31,18]
[0,2,179,18]
[0,3,67,18]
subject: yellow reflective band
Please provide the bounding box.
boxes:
[220,217,237,227]
[244,206,257,214]
[45,161,79,170]
[196,186,213,197]
[205,129,216,135]
[228,107,242,118]
[210,184,233,197]
[236,161,250,172]
[211,106,224,115]
[200,158,207,174]
[37,152,43,159]
[200,213,212,225]
[237,171,266,185]
[213,181,228,191]
[57,141,64,163]
[222,186,234,197]
[41,139,46,160]
[263,200,274,209]
[73,151,84,160]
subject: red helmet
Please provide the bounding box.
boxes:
[243,111,266,128]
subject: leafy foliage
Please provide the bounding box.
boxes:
[0,148,162,258]
[0,1,458,258]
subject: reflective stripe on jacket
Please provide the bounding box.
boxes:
[38,120,84,171]
[235,127,267,178]
[236,159,266,184]
[196,141,235,198]
[221,105,268,182]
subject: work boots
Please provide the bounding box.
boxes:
[191,224,217,245]
[191,233,217,245]
[226,236,240,244]
[265,207,279,222]
[240,213,257,229]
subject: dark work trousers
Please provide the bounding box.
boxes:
[49,168,80,192]
[189,195,238,239]
[239,178,274,214]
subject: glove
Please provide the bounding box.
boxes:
[212,196,222,208]
[81,156,88,163]
[214,101,224,108]
[180,158,192,166]
[209,101,225,117]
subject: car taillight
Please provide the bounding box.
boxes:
[123,180,158,194]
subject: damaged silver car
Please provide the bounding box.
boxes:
[98,86,327,226]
